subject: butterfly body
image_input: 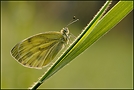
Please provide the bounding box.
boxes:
[11,27,70,69]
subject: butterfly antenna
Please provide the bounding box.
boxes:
[66,16,79,27]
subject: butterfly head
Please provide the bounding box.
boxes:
[61,27,69,35]
[61,16,79,36]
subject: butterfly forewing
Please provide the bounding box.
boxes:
[11,31,67,69]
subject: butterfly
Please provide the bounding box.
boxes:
[10,18,79,69]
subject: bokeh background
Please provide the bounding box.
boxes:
[1,1,133,89]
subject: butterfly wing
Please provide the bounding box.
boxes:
[11,32,67,69]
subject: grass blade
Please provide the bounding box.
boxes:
[30,1,133,89]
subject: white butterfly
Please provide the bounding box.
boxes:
[11,18,79,69]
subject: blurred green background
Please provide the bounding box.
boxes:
[1,1,133,89]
